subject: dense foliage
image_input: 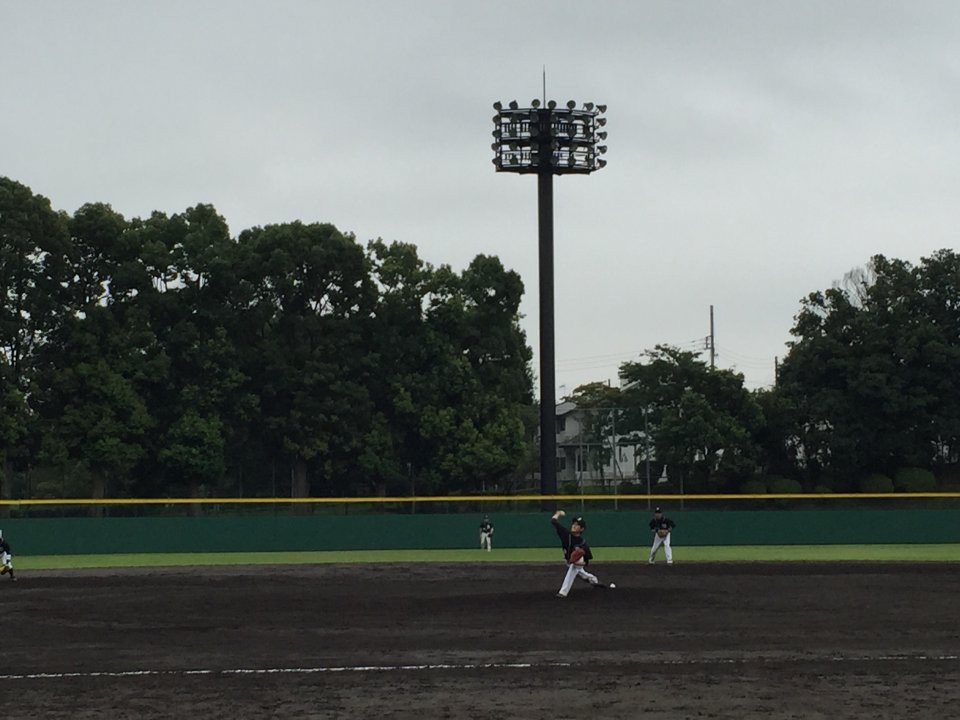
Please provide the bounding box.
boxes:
[776,251,960,488]
[599,252,960,492]
[0,178,533,498]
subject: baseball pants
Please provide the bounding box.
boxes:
[557,563,599,596]
[480,531,492,551]
[649,533,673,563]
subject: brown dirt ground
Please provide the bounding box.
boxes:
[1,561,959,719]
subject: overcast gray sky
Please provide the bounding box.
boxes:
[4,1,960,394]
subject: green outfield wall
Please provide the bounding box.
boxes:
[2,509,960,555]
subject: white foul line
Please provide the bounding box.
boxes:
[2,655,958,681]
[0,662,572,681]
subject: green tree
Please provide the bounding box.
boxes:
[158,411,226,491]
[364,244,533,495]
[32,203,155,500]
[4,176,538,500]
[778,252,960,483]
[752,388,800,479]
[238,222,376,497]
[134,205,256,497]
[568,382,626,485]
[447,255,532,491]
[619,346,763,491]
[0,178,70,494]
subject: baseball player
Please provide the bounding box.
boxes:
[550,510,610,597]
[479,515,494,551]
[648,507,675,564]
[0,530,15,580]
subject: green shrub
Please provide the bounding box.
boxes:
[560,480,580,495]
[819,474,854,492]
[938,478,960,493]
[934,465,960,491]
[739,479,767,494]
[766,476,803,494]
[893,467,937,493]
[859,473,894,493]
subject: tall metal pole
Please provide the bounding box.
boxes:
[490,98,608,501]
[537,163,557,497]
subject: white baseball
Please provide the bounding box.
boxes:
[609,583,616,589]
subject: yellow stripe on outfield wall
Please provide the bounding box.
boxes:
[1,492,960,506]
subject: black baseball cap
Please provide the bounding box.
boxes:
[654,507,662,513]
[572,516,586,528]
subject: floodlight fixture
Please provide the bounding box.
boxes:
[491,99,608,175]
[493,101,503,111]
[531,98,541,108]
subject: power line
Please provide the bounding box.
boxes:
[555,338,707,369]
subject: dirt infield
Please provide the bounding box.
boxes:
[2,561,959,719]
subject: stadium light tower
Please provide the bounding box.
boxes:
[491,97,608,496]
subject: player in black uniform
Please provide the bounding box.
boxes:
[479,515,494,551]
[0,529,15,580]
[550,510,611,597]
[648,507,675,564]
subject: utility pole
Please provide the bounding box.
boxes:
[709,304,716,369]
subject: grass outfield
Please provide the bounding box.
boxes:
[13,544,960,569]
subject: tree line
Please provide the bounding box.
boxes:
[569,252,960,494]
[4,174,960,499]
[0,177,533,500]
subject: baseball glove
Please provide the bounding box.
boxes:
[657,528,669,538]
[569,546,586,565]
